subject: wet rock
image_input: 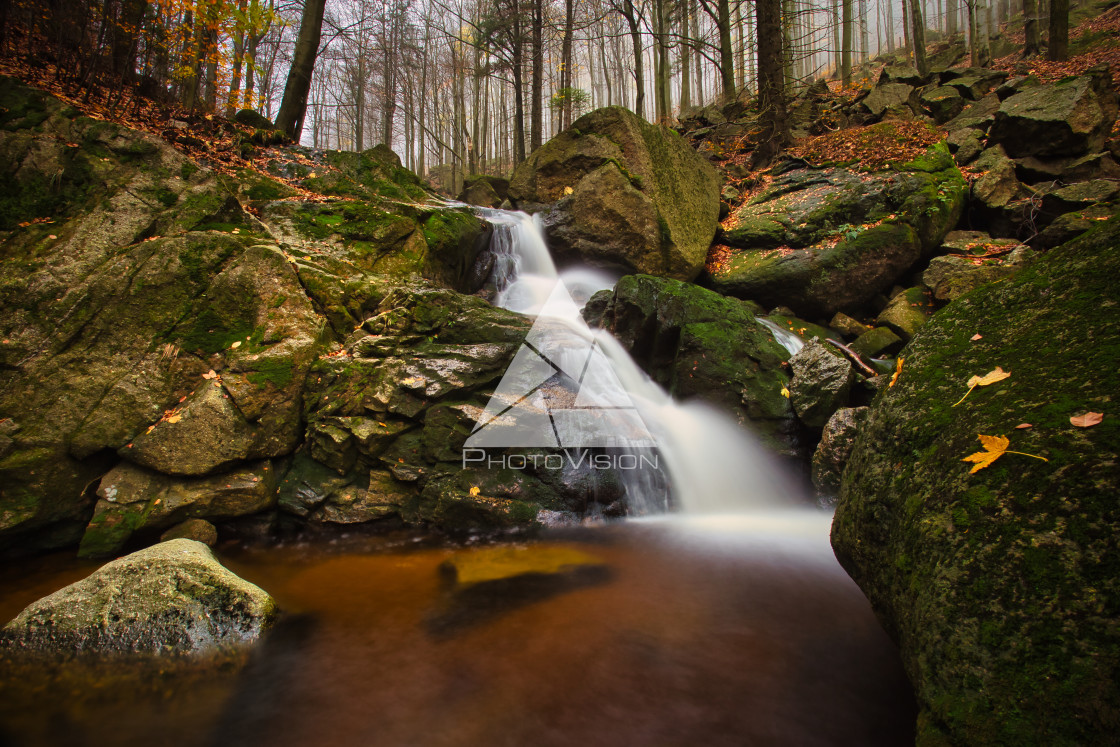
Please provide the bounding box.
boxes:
[875,287,934,340]
[509,106,720,280]
[458,175,509,208]
[711,131,965,317]
[788,339,853,430]
[849,327,903,358]
[810,407,869,505]
[161,518,219,546]
[78,461,277,558]
[1,539,276,654]
[316,470,408,524]
[583,274,795,453]
[832,215,1120,745]
[988,71,1118,158]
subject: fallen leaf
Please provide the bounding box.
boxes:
[971,334,982,341]
[962,433,1047,474]
[48,234,57,240]
[954,366,1011,406]
[889,357,904,388]
[202,370,218,380]
[230,340,242,349]
[166,414,181,424]
[1015,423,1032,429]
[1070,411,1104,428]
[469,486,481,496]
[780,386,790,398]
[231,228,240,234]
[563,186,574,195]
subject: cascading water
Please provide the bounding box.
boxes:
[477,208,803,515]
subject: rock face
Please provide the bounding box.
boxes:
[832,217,1120,743]
[0,77,507,553]
[583,275,796,453]
[509,106,721,280]
[711,132,966,317]
[0,539,276,654]
[988,70,1118,159]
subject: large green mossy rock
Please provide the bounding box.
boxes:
[988,71,1118,159]
[711,134,966,317]
[832,217,1120,743]
[583,274,796,453]
[1,539,276,654]
[509,106,720,280]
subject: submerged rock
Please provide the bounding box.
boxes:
[1,539,276,654]
[509,106,720,280]
[711,132,966,317]
[832,216,1120,743]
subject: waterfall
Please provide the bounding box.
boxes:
[757,318,806,356]
[476,209,800,515]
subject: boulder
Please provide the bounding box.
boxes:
[942,93,1002,134]
[829,312,872,338]
[458,175,510,208]
[862,83,916,118]
[922,252,1028,302]
[788,340,854,430]
[0,539,276,654]
[160,518,219,546]
[988,71,1118,158]
[832,216,1120,744]
[920,86,966,123]
[509,106,721,280]
[1032,199,1120,249]
[712,131,966,317]
[810,406,869,504]
[233,109,275,130]
[875,286,934,340]
[849,326,903,357]
[583,275,796,453]
[878,66,926,86]
[947,128,984,166]
[939,69,1009,100]
[1040,179,1120,218]
[77,461,277,558]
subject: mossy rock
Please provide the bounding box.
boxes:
[583,274,796,454]
[712,139,966,317]
[832,216,1120,744]
[509,106,721,280]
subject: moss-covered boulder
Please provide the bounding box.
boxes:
[988,70,1118,159]
[788,339,853,430]
[831,216,1120,743]
[710,136,966,317]
[509,106,720,280]
[583,274,796,453]
[1,539,275,654]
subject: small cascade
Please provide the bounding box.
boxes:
[757,318,805,356]
[477,208,800,515]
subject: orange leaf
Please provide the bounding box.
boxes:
[469,486,481,496]
[889,357,904,388]
[953,366,1011,406]
[1015,423,1032,429]
[962,433,1047,474]
[1070,411,1104,428]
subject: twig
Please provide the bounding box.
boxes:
[826,338,878,377]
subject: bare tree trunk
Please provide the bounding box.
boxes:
[832,0,842,75]
[909,0,928,74]
[276,0,328,141]
[1048,0,1068,59]
[561,0,575,128]
[841,0,852,85]
[756,0,788,161]
[1023,0,1040,54]
[530,0,544,151]
[947,0,959,34]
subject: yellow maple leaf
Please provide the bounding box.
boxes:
[889,357,904,388]
[166,414,182,424]
[962,433,1047,474]
[780,386,790,398]
[469,486,481,496]
[562,186,574,196]
[953,366,1011,406]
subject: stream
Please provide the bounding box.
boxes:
[0,208,916,746]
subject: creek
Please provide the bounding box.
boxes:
[0,209,916,746]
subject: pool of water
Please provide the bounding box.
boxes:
[0,513,915,746]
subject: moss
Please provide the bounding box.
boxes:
[833,216,1120,744]
[180,162,200,181]
[245,357,295,388]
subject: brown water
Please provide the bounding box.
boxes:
[0,513,915,747]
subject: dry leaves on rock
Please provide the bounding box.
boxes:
[1070,411,1104,428]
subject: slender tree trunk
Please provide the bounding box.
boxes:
[276,0,327,141]
[947,0,959,34]
[909,0,928,74]
[717,0,735,100]
[691,0,704,102]
[1048,0,1068,59]
[623,1,646,119]
[841,0,852,85]
[512,14,527,162]
[530,0,544,151]
[1023,0,1040,54]
[886,0,895,51]
[561,0,575,128]
[832,0,842,76]
[859,0,870,61]
[680,0,692,109]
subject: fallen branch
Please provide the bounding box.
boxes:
[826,338,878,377]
